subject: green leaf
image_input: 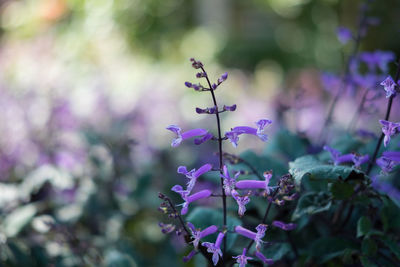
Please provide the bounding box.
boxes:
[330,181,354,200]
[361,238,377,256]
[360,256,378,267]
[187,207,241,250]
[289,156,359,191]
[261,243,291,261]
[237,150,287,178]
[309,237,358,263]
[357,216,372,238]
[292,192,332,220]
[105,250,136,267]
[380,236,400,260]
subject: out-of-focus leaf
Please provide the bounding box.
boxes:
[236,150,287,178]
[3,204,37,237]
[361,238,377,256]
[261,243,291,261]
[264,128,309,160]
[380,236,400,260]
[357,216,372,238]
[187,207,241,250]
[359,256,378,267]
[289,156,360,191]
[292,192,331,220]
[105,250,136,267]
[330,181,354,200]
[309,237,358,263]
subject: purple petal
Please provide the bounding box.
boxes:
[255,251,274,265]
[193,163,213,178]
[194,132,213,145]
[181,128,208,140]
[272,220,297,231]
[235,226,257,240]
[177,166,189,175]
[215,232,225,248]
[166,125,181,134]
[383,151,400,162]
[200,225,218,238]
[183,250,197,262]
[337,26,352,44]
[187,189,211,203]
[223,104,237,111]
[236,180,265,189]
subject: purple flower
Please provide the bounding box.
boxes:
[232,248,252,267]
[190,58,203,69]
[371,176,400,202]
[337,26,353,44]
[171,187,211,215]
[183,250,197,262]
[351,154,370,168]
[382,151,400,162]
[223,104,237,112]
[232,190,251,217]
[194,132,214,145]
[376,157,398,173]
[380,76,397,98]
[236,171,274,194]
[235,224,267,251]
[254,251,274,265]
[178,163,212,192]
[202,232,225,266]
[158,222,176,234]
[323,145,354,165]
[166,125,209,147]
[218,72,228,84]
[272,220,297,231]
[225,119,272,147]
[379,120,400,147]
[220,165,239,195]
[187,222,218,249]
[196,106,217,114]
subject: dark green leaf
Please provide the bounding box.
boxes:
[357,216,372,238]
[361,238,377,256]
[309,237,358,263]
[292,192,331,220]
[289,156,360,191]
[330,181,354,200]
[380,236,400,260]
[264,128,308,160]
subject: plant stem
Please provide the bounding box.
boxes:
[201,67,228,257]
[366,57,400,175]
[319,4,367,143]
[246,190,278,251]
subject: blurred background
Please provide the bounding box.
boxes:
[0,0,399,266]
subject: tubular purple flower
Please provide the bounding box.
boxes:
[202,232,225,266]
[380,76,397,98]
[183,250,197,262]
[159,222,176,234]
[232,248,252,267]
[254,251,274,265]
[371,176,400,202]
[177,164,212,192]
[379,120,400,147]
[174,189,212,215]
[166,125,209,147]
[235,224,267,251]
[225,119,272,147]
[272,220,297,231]
[382,151,400,162]
[323,145,354,165]
[232,190,250,217]
[220,165,240,195]
[187,222,218,249]
[376,157,398,173]
[235,226,257,240]
[194,132,213,145]
[236,171,273,194]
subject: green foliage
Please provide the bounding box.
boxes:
[292,191,331,220]
[357,216,372,238]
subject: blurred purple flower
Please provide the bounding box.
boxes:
[255,251,274,265]
[232,248,252,267]
[202,232,225,266]
[323,145,353,165]
[166,125,209,147]
[272,220,297,231]
[187,222,218,249]
[225,119,272,147]
[337,27,353,44]
[380,76,397,98]
[376,157,398,173]
[379,120,400,147]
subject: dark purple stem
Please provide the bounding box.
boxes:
[201,66,228,256]
[366,57,400,175]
